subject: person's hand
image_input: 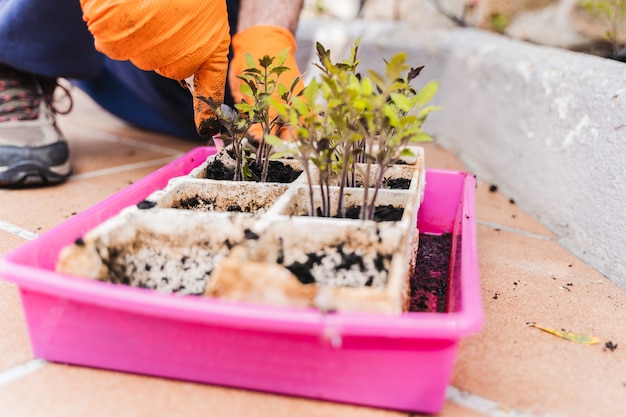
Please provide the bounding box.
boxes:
[229,25,304,141]
[80,0,230,137]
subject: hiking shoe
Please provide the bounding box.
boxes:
[0,64,72,187]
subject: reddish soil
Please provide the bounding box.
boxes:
[409,233,451,313]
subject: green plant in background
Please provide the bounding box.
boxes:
[488,11,508,34]
[270,39,440,220]
[581,0,626,58]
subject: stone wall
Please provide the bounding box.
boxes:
[302,0,626,58]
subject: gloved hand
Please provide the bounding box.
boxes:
[229,25,304,140]
[80,0,230,137]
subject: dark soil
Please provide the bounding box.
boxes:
[283,243,390,287]
[409,233,452,313]
[280,232,452,313]
[384,178,411,190]
[173,194,249,212]
[343,204,404,222]
[205,158,301,183]
[137,200,157,209]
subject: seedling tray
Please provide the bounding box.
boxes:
[0,146,483,414]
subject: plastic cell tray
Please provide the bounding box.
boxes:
[0,146,483,414]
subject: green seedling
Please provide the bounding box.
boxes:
[271,39,440,220]
[236,50,302,182]
[201,49,301,182]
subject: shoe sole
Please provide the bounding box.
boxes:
[0,160,72,187]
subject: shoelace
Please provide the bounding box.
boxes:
[0,73,73,123]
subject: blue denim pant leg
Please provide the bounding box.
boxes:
[0,0,103,78]
[73,61,202,141]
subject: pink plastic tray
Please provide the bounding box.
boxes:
[0,147,482,414]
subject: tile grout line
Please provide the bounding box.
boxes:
[62,124,192,156]
[1,157,179,241]
[0,362,554,417]
[477,220,556,241]
[0,358,47,387]
[446,386,552,417]
[69,155,181,181]
[0,220,38,241]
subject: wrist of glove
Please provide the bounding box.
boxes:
[80,0,230,137]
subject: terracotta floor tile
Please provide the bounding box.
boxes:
[0,280,33,370]
[475,181,556,237]
[437,401,488,417]
[64,132,181,177]
[421,142,468,172]
[0,363,411,417]
[58,89,206,154]
[0,165,182,234]
[452,225,626,417]
[0,231,28,256]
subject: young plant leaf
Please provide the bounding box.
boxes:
[244,53,257,70]
[417,80,439,107]
[407,66,424,82]
[239,82,254,98]
[259,55,274,69]
[367,69,385,91]
[277,47,290,66]
[408,133,433,143]
[390,92,416,113]
[417,104,442,119]
[263,134,285,148]
[272,66,291,77]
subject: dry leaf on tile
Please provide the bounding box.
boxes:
[526,322,601,345]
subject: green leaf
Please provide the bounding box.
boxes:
[382,104,400,127]
[277,47,290,66]
[292,96,309,116]
[264,134,285,148]
[259,55,274,69]
[350,38,361,60]
[417,80,439,106]
[242,67,262,76]
[269,98,289,119]
[417,104,442,119]
[361,77,374,96]
[277,83,288,100]
[235,102,253,113]
[303,78,319,104]
[399,147,416,158]
[371,69,387,87]
[385,52,408,82]
[245,53,256,70]
[242,164,253,181]
[409,133,434,143]
[390,92,416,113]
[272,66,291,77]
[239,82,253,98]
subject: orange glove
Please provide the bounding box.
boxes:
[80,0,230,137]
[229,25,304,140]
